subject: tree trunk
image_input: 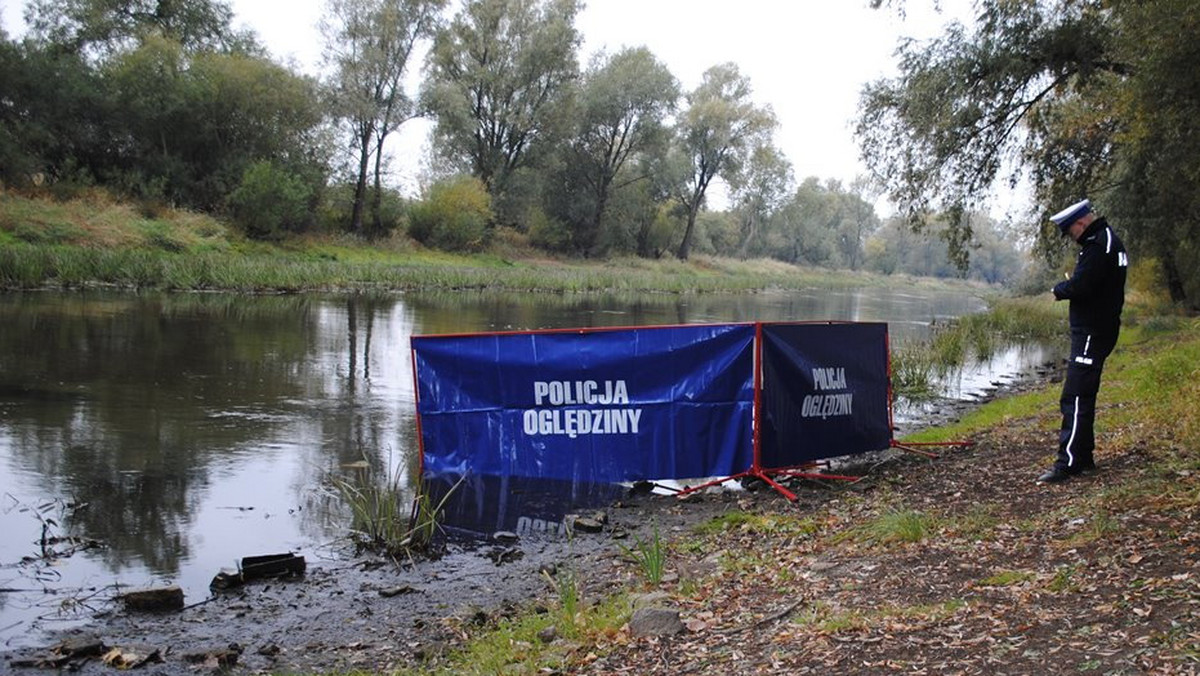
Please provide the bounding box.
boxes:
[1162,255,1188,305]
[737,212,758,258]
[371,135,386,238]
[676,205,699,260]
[349,126,373,235]
[586,176,612,257]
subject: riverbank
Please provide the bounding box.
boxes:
[3,313,1195,675]
[0,189,979,295]
[405,315,1199,676]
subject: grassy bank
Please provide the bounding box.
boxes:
[0,189,975,295]
[374,308,1199,675]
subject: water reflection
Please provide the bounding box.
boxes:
[427,475,628,541]
[0,286,1003,647]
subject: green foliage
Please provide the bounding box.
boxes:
[325,459,458,558]
[408,175,493,252]
[893,296,1064,403]
[670,62,777,259]
[1046,564,1079,593]
[890,342,939,401]
[322,0,446,237]
[550,46,678,255]
[858,0,1200,306]
[5,19,326,214]
[543,563,580,626]
[25,0,248,56]
[391,594,628,676]
[618,524,667,586]
[730,144,796,258]
[864,213,1025,284]
[424,0,581,204]
[527,206,573,253]
[693,510,820,538]
[228,161,313,240]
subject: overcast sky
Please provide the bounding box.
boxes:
[2,0,988,208]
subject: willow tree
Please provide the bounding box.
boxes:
[564,46,678,255]
[25,0,251,58]
[322,0,446,236]
[670,63,776,260]
[730,144,793,259]
[423,0,581,219]
[858,0,1200,305]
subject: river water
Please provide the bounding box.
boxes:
[0,287,1051,647]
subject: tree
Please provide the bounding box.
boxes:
[778,177,839,266]
[835,177,881,271]
[0,37,114,187]
[229,161,313,240]
[858,0,1200,306]
[25,0,254,58]
[563,47,678,255]
[669,63,776,260]
[322,0,445,237]
[408,174,493,252]
[1100,0,1200,305]
[730,144,793,258]
[102,39,327,209]
[423,0,581,219]
[864,211,1023,283]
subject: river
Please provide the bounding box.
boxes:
[0,287,1052,648]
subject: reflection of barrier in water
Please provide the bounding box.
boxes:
[411,321,971,528]
[423,474,627,540]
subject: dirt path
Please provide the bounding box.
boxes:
[580,422,1199,675]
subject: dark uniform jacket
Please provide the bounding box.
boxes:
[1052,217,1127,336]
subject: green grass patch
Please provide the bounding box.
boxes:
[901,385,1057,444]
[1046,564,1080,593]
[618,523,667,587]
[879,598,968,623]
[791,598,966,635]
[693,510,821,538]
[837,507,934,547]
[1065,510,1122,546]
[323,458,458,559]
[944,504,1003,541]
[1,189,995,295]
[977,570,1036,587]
[390,593,630,676]
[792,601,869,634]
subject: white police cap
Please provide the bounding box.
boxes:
[1050,199,1091,233]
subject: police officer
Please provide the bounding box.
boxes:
[1038,199,1128,483]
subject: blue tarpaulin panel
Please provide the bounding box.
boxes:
[760,322,892,466]
[412,323,756,487]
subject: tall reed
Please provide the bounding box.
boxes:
[894,297,1066,401]
[325,457,460,558]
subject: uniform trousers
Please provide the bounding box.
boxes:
[1056,327,1118,472]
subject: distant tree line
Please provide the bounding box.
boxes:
[0,0,1025,285]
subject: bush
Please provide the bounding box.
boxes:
[527,206,572,253]
[228,161,312,240]
[408,175,493,252]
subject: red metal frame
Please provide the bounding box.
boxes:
[674,322,866,502]
[411,345,426,480]
[674,320,973,501]
[410,319,976,505]
[883,316,975,458]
